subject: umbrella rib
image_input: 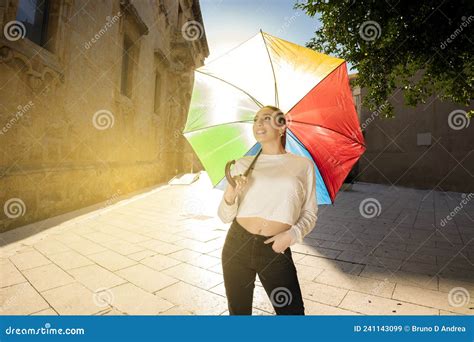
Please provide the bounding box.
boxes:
[285,60,347,115]
[183,120,252,135]
[195,70,264,108]
[207,132,247,159]
[260,30,279,108]
[291,120,367,148]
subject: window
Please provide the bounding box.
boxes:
[353,93,361,108]
[352,91,362,118]
[117,0,148,99]
[16,0,50,47]
[120,35,134,98]
[177,3,183,27]
[154,72,162,114]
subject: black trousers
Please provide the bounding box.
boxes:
[221,218,305,315]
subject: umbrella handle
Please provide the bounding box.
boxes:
[224,160,237,188]
[225,148,262,188]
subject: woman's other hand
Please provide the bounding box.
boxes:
[263,229,297,253]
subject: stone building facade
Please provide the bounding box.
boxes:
[0,0,209,232]
[350,74,474,193]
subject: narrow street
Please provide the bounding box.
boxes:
[1,173,473,315]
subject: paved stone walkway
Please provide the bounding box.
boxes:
[1,172,473,315]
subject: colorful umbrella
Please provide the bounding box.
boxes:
[183,30,366,204]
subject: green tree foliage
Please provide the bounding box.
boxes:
[295,0,474,118]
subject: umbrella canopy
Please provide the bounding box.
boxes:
[183,30,366,204]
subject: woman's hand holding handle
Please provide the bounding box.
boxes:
[224,174,248,205]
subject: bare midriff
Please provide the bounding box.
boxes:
[236,216,291,237]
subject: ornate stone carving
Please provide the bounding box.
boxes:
[0,44,62,93]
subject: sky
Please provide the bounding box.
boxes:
[200,0,321,60]
[199,0,355,72]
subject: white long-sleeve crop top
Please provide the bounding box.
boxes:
[217,151,318,244]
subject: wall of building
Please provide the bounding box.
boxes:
[0,0,209,232]
[353,77,474,193]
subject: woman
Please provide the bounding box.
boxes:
[217,105,318,315]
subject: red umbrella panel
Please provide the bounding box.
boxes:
[286,62,366,203]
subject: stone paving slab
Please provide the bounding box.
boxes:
[67,264,127,291]
[0,282,49,315]
[41,282,109,315]
[9,250,51,271]
[22,263,76,292]
[1,174,473,315]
